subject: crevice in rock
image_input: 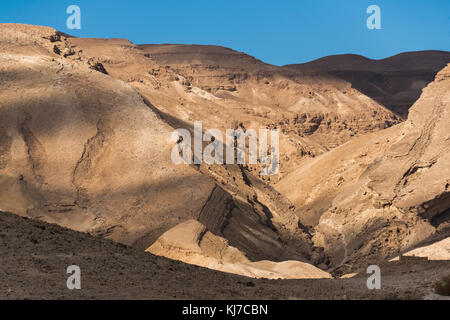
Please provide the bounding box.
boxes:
[19,115,46,185]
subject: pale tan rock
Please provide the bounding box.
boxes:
[147,219,331,279]
[276,64,450,272]
[391,237,450,261]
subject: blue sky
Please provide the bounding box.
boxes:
[1,0,449,65]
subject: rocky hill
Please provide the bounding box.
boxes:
[284,51,450,118]
[0,23,449,281]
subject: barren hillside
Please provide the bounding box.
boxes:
[2,211,449,299]
[0,23,449,281]
[276,63,450,273]
[284,51,450,118]
[0,24,321,276]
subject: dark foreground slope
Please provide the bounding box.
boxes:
[1,211,448,300]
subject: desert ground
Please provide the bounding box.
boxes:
[1,211,449,300]
[0,23,449,299]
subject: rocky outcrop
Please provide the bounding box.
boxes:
[0,24,319,272]
[276,64,450,273]
[128,44,402,181]
[147,219,331,279]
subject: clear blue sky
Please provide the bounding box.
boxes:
[1,0,449,66]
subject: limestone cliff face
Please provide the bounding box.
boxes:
[277,64,450,273]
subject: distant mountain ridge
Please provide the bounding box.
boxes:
[283,50,450,117]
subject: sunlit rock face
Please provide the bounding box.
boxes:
[0,23,449,278]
